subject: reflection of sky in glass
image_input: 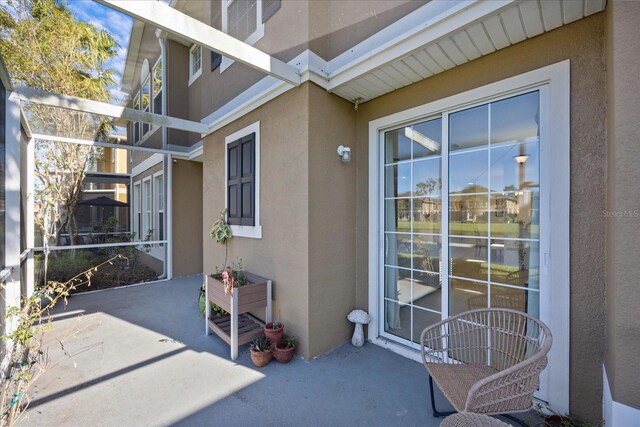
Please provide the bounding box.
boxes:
[491,92,539,144]
[450,105,488,151]
[449,150,488,193]
[385,163,411,197]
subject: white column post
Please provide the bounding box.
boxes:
[230,288,239,360]
[4,93,21,333]
[204,274,210,335]
[266,279,272,323]
[166,154,173,279]
[25,137,34,297]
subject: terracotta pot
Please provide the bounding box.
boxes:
[264,322,284,345]
[273,343,295,363]
[250,349,272,367]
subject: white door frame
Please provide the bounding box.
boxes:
[367,60,570,414]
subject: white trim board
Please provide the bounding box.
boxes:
[367,60,570,414]
[14,86,209,134]
[132,153,164,177]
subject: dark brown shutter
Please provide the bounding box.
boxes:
[211,51,221,71]
[262,0,280,23]
[227,133,255,226]
[240,134,255,226]
[227,140,241,225]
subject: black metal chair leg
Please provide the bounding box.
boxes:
[429,375,456,418]
[499,414,530,427]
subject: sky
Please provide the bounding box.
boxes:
[65,0,133,104]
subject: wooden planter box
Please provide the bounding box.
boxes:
[204,272,272,360]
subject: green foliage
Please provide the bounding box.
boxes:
[0,0,120,247]
[277,335,297,349]
[210,209,232,245]
[250,335,272,353]
[212,259,248,287]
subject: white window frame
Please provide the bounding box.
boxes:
[224,121,261,239]
[142,177,153,241]
[188,44,203,86]
[133,181,141,241]
[141,74,151,137]
[133,91,141,144]
[220,0,265,73]
[148,171,165,260]
[367,61,570,414]
[152,56,163,116]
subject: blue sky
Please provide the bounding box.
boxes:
[65,0,133,103]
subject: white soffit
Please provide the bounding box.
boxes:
[328,0,607,103]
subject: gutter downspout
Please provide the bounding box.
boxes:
[158,34,172,280]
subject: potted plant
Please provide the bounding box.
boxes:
[264,320,284,344]
[273,335,296,363]
[249,335,273,367]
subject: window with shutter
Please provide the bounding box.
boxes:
[227,133,255,226]
[225,122,261,238]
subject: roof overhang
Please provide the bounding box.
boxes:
[120,20,145,93]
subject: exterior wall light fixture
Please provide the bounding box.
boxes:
[337,145,351,162]
[513,154,529,164]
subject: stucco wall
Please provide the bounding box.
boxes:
[307,83,357,356]
[353,14,607,422]
[172,159,203,278]
[604,0,640,410]
[309,0,425,61]
[202,84,311,358]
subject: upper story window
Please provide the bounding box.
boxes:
[132,92,140,144]
[225,121,261,238]
[220,0,279,72]
[141,75,150,136]
[189,44,202,85]
[153,58,163,115]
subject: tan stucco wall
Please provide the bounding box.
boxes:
[309,0,425,61]
[307,83,357,356]
[353,14,607,423]
[172,159,203,278]
[203,84,311,358]
[604,0,640,410]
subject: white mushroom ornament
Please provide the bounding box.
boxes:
[347,309,371,347]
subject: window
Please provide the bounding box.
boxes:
[133,92,140,144]
[368,61,571,410]
[154,172,164,246]
[225,121,261,238]
[133,181,141,240]
[141,76,150,136]
[142,178,152,239]
[220,0,267,72]
[153,58,163,115]
[189,44,202,85]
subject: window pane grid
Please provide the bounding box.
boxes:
[384,118,443,344]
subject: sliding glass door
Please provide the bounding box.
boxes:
[381,90,541,347]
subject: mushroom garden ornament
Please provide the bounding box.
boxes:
[347,309,371,347]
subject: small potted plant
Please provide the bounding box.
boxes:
[273,335,296,363]
[264,320,284,344]
[250,335,273,367]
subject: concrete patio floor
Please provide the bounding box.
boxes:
[18,276,528,426]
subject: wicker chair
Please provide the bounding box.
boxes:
[420,308,552,427]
